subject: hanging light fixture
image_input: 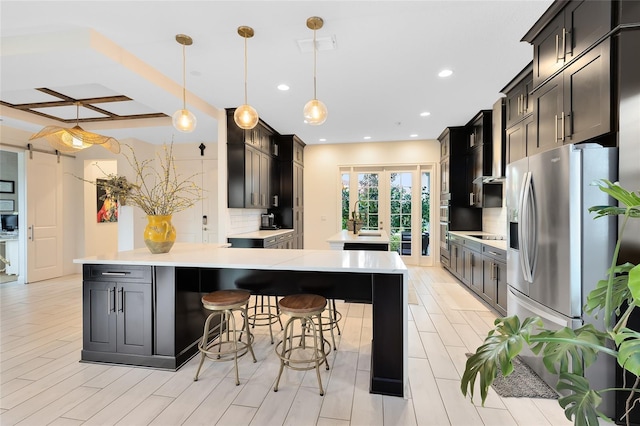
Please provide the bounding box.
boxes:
[303,16,328,126]
[29,102,120,154]
[172,34,197,133]
[234,26,259,130]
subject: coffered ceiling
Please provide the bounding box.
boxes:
[0,1,553,146]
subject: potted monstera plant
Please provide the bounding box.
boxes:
[461,179,640,426]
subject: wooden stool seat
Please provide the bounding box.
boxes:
[278,294,326,315]
[201,289,251,310]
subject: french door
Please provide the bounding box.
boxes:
[341,165,434,266]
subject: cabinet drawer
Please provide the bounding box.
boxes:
[84,265,152,283]
[462,238,482,253]
[482,245,506,262]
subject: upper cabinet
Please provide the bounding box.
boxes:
[465,110,502,208]
[523,0,612,87]
[504,62,534,129]
[227,109,277,209]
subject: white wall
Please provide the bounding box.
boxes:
[304,139,440,249]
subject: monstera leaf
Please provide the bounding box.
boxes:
[461,316,542,404]
[584,264,634,317]
[557,373,606,426]
[628,264,640,302]
[531,325,607,377]
[589,180,640,219]
[614,328,640,377]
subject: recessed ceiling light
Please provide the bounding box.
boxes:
[364,136,371,140]
[410,134,418,138]
[319,138,326,142]
[420,111,431,117]
[438,69,453,78]
[277,84,290,91]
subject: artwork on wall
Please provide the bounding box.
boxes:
[96,179,118,223]
[0,180,15,194]
[0,199,14,211]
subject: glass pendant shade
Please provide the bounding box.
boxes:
[172,108,197,133]
[234,104,259,130]
[303,99,328,125]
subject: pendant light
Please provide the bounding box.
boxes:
[29,102,120,154]
[233,26,259,130]
[303,16,328,125]
[172,34,197,133]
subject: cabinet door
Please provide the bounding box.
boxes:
[83,281,117,353]
[245,147,260,207]
[482,258,497,304]
[563,0,611,65]
[440,133,450,158]
[505,83,525,129]
[469,147,483,207]
[562,39,610,144]
[440,158,449,194]
[495,261,507,316]
[533,12,565,86]
[531,74,563,156]
[506,114,536,164]
[466,249,483,294]
[116,282,152,355]
[294,163,303,209]
[259,153,270,208]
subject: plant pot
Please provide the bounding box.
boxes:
[143,214,176,254]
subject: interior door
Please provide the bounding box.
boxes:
[172,159,218,244]
[26,151,63,282]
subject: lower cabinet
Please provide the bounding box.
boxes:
[444,235,507,316]
[481,246,507,316]
[227,231,294,249]
[83,266,152,356]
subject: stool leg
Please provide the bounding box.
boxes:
[242,304,257,363]
[274,317,293,392]
[318,313,330,371]
[194,312,215,381]
[266,296,274,344]
[326,302,337,351]
[276,297,284,330]
[228,309,240,385]
[333,299,342,336]
[310,318,325,396]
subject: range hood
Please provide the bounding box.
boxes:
[473,98,506,184]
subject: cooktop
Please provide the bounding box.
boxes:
[466,234,505,240]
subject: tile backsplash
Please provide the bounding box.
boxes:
[228,209,263,234]
[483,207,507,236]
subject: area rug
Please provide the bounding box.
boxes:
[466,353,558,399]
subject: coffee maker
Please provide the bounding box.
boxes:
[260,213,277,230]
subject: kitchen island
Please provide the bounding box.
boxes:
[327,229,390,251]
[74,243,408,397]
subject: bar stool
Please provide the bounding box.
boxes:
[319,298,342,351]
[273,294,330,396]
[194,289,256,385]
[236,278,283,344]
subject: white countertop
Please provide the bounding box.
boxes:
[74,243,407,274]
[449,231,507,251]
[227,229,294,239]
[326,229,390,244]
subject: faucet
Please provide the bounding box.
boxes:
[351,200,362,233]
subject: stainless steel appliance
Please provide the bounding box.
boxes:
[261,213,276,230]
[506,143,617,416]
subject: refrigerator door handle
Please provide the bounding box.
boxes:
[520,172,535,283]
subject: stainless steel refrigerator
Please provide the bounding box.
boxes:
[506,143,617,416]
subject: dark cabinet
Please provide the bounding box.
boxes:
[449,240,463,279]
[506,114,536,164]
[228,230,294,249]
[465,110,502,208]
[463,245,483,293]
[82,265,152,356]
[227,109,277,209]
[482,245,507,316]
[526,0,612,87]
[532,38,610,153]
[271,134,305,249]
[504,64,534,129]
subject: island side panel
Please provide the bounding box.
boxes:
[370,273,405,397]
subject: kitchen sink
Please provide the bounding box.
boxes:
[358,230,382,237]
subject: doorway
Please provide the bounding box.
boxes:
[340,164,435,266]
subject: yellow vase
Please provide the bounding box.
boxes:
[143,215,176,254]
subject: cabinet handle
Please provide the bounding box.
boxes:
[518,95,522,116]
[117,287,123,312]
[561,27,567,60]
[469,192,475,206]
[488,251,499,256]
[555,33,560,61]
[561,111,565,141]
[555,114,559,142]
[524,92,528,113]
[107,287,113,314]
[29,225,34,241]
[273,195,279,207]
[101,271,128,276]
[490,262,495,280]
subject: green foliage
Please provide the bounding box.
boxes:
[461,179,640,425]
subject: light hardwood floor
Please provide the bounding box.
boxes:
[0,266,572,426]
